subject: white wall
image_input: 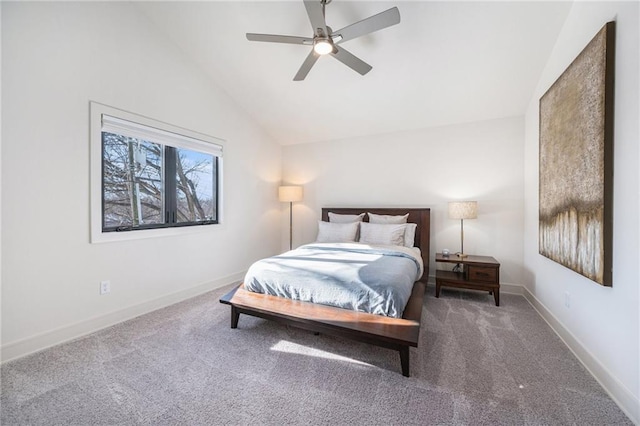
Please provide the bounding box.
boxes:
[1,2,282,360]
[0,2,3,353]
[523,2,639,422]
[282,116,525,287]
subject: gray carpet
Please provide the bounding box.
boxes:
[1,284,632,425]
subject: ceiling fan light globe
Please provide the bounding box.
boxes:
[313,40,333,55]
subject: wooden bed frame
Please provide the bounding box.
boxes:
[220,208,431,377]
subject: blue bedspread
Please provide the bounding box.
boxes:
[243,243,424,318]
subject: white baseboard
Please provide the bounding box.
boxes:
[0,272,244,363]
[523,287,639,425]
[500,282,523,295]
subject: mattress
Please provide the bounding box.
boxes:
[243,243,423,318]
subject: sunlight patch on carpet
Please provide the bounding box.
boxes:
[270,340,372,366]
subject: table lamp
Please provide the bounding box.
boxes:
[279,185,303,250]
[448,201,477,258]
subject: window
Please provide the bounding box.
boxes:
[91,103,224,242]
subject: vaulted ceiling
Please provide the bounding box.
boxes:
[135,1,572,145]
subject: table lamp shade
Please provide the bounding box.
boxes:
[448,201,478,220]
[279,186,303,202]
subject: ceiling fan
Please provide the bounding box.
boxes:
[246,0,401,81]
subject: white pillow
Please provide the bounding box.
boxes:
[328,212,365,223]
[368,212,409,224]
[404,223,418,247]
[359,222,406,246]
[316,221,359,243]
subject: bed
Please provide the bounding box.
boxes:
[219,207,431,376]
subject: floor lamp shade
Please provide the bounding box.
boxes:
[278,186,303,202]
[279,186,303,250]
[448,201,477,257]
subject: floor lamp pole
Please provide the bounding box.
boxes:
[279,185,303,251]
[288,201,293,251]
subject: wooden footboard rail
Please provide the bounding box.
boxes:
[220,281,425,377]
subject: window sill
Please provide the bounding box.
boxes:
[90,222,220,244]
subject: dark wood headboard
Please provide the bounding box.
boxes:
[321,208,431,282]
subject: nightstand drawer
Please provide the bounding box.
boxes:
[467,266,497,283]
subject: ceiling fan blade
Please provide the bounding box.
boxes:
[331,46,372,76]
[246,33,312,45]
[293,50,320,81]
[333,7,401,44]
[303,0,328,36]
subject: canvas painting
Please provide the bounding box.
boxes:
[539,22,614,286]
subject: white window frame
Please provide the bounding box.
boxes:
[90,102,225,243]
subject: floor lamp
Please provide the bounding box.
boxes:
[279,185,303,250]
[448,201,477,258]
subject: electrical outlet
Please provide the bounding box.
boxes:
[100,280,111,295]
[564,291,570,308]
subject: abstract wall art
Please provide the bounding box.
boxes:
[539,21,615,286]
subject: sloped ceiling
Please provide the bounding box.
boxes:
[135,1,572,145]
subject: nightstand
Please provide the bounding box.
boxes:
[435,253,501,306]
